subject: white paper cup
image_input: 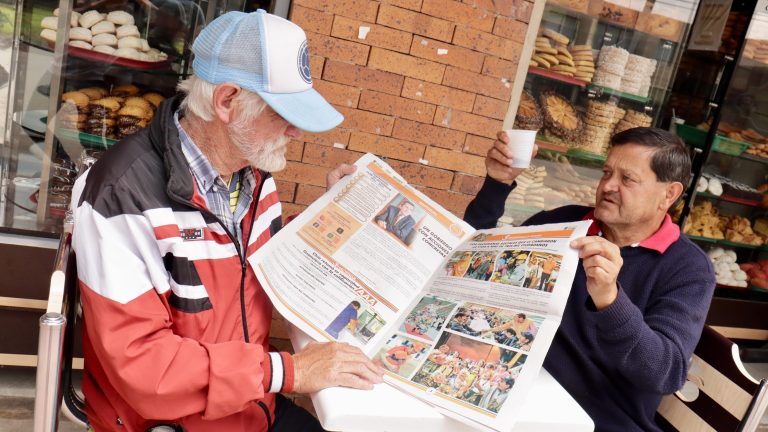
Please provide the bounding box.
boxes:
[504,129,537,168]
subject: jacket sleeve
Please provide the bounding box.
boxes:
[394,216,416,241]
[463,177,515,229]
[73,184,293,421]
[591,256,715,393]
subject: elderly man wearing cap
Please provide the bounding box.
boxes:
[71,10,382,432]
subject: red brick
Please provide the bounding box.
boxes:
[386,159,454,189]
[314,80,361,108]
[493,15,528,44]
[336,106,395,136]
[401,78,475,112]
[292,0,379,22]
[424,146,486,176]
[348,132,425,162]
[464,134,494,156]
[323,60,405,96]
[409,36,485,73]
[302,128,351,147]
[281,202,308,223]
[286,140,304,161]
[273,161,329,187]
[415,185,473,217]
[464,0,515,16]
[392,118,466,151]
[358,90,436,124]
[331,16,412,53]
[481,56,517,80]
[451,172,485,194]
[382,0,422,10]
[306,31,370,65]
[295,184,327,205]
[310,55,325,79]
[289,5,334,35]
[377,4,455,43]
[433,106,503,139]
[443,66,512,100]
[302,142,362,167]
[421,0,494,32]
[453,26,523,61]
[275,180,297,202]
[516,0,534,23]
[369,47,446,84]
[473,95,509,120]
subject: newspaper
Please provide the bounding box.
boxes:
[248,153,590,432]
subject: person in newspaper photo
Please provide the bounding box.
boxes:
[70,10,384,432]
[374,196,417,243]
[325,301,361,339]
[463,127,716,431]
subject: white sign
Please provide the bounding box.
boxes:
[746,0,768,40]
[651,0,699,23]
[606,0,647,12]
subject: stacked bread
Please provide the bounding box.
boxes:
[613,109,652,134]
[620,54,657,97]
[683,201,725,239]
[577,100,625,155]
[40,9,168,62]
[570,45,596,82]
[593,46,629,89]
[61,84,165,139]
[507,165,548,209]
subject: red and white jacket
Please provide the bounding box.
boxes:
[72,95,293,431]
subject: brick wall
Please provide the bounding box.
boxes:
[275,0,535,220]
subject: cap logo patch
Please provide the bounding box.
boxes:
[297,40,312,85]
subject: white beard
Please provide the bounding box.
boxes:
[229,121,290,173]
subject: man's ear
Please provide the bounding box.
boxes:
[212,83,241,124]
[663,182,684,210]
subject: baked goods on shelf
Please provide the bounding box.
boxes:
[707,247,748,287]
[683,201,724,239]
[530,31,595,84]
[540,91,582,142]
[576,100,624,155]
[613,109,652,134]
[514,90,543,131]
[594,47,658,97]
[570,45,595,82]
[594,46,629,89]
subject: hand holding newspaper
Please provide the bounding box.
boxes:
[248,154,590,432]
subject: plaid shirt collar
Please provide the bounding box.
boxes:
[175,112,220,195]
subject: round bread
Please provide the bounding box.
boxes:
[68,40,93,50]
[142,92,165,107]
[71,11,81,28]
[40,28,57,43]
[117,36,142,50]
[114,47,141,60]
[115,24,140,38]
[79,10,104,28]
[91,20,116,36]
[62,91,90,109]
[93,45,117,55]
[92,33,118,47]
[112,84,141,97]
[140,39,150,52]
[123,96,151,110]
[79,87,108,100]
[41,16,58,30]
[69,27,92,42]
[90,97,121,112]
[107,10,134,26]
[53,7,59,16]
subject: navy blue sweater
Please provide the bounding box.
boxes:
[464,177,715,432]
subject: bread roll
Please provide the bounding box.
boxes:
[142,92,165,108]
[62,91,90,110]
[93,45,117,55]
[114,47,141,60]
[140,38,150,52]
[112,84,141,97]
[91,20,116,36]
[69,40,93,50]
[79,87,108,100]
[40,28,57,43]
[69,27,92,42]
[116,24,140,38]
[71,11,81,28]
[41,16,58,30]
[117,36,142,50]
[92,33,118,47]
[79,10,104,28]
[107,10,134,26]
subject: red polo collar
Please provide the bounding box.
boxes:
[581,210,680,253]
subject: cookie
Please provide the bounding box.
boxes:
[536,46,558,55]
[542,29,570,45]
[552,64,577,74]
[532,55,551,68]
[538,53,559,65]
[556,55,575,67]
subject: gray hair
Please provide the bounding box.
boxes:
[177,75,267,122]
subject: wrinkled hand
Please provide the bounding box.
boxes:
[326,164,357,190]
[486,131,538,185]
[570,236,622,310]
[292,341,384,394]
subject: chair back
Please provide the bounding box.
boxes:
[657,325,768,432]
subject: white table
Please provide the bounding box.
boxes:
[289,327,594,432]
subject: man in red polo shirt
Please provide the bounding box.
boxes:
[463,127,715,432]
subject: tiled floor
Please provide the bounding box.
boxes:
[1,363,766,431]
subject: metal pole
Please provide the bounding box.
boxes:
[33,312,66,432]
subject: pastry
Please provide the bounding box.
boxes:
[89,98,121,118]
[542,29,569,45]
[540,91,581,141]
[92,33,118,47]
[142,92,165,107]
[91,20,116,36]
[41,16,58,30]
[552,64,577,74]
[114,47,141,60]
[40,28,57,43]
[514,90,543,131]
[116,24,140,39]
[79,87,108,100]
[538,53,559,65]
[556,55,575,66]
[112,84,141,97]
[107,10,134,26]
[123,96,152,111]
[532,55,551,68]
[62,91,90,110]
[69,40,93,50]
[93,45,117,55]
[79,10,104,28]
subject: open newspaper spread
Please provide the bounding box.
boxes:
[249,153,590,432]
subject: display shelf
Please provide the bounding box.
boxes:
[528,67,589,87]
[677,124,751,156]
[535,139,570,153]
[588,84,652,104]
[696,192,761,207]
[686,234,762,249]
[740,152,768,165]
[535,140,607,165]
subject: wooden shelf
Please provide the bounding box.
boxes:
[528,67,590,88]
[696,192,761,207]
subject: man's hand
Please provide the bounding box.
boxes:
[292,341,384,394]
[326,164,356,190]
[570,236,623,310]
[486,131,538,185]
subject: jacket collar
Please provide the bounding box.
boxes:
[581,210,679,253]
[148,93,195,205]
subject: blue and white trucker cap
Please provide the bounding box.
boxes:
[191,10,343,133]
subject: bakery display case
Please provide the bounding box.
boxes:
[501,0,700,226]
[0,0,285,237]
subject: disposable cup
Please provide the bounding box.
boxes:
[504,129,538,168]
